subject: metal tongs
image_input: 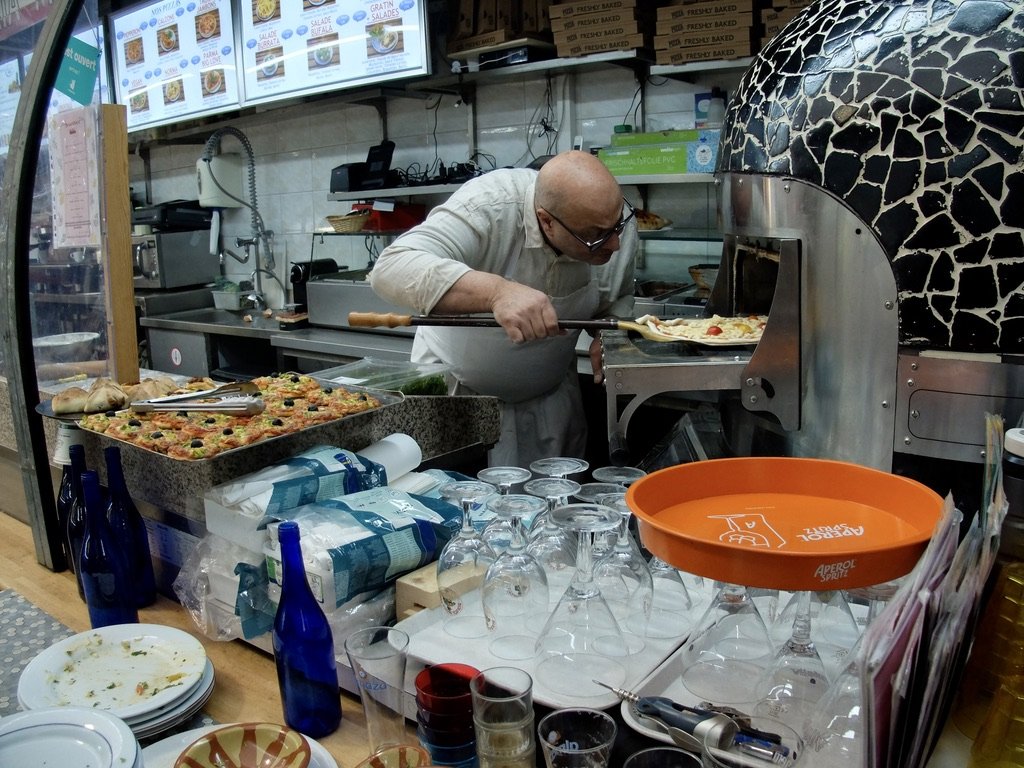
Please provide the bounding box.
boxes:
[130,380,265,415]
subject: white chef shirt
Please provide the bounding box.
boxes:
[368,167,636,319]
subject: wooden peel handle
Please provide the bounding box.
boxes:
[347,312,414,328]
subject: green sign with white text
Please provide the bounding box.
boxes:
[55,36,99,106]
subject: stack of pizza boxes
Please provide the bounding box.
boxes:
[653,0,764,66]
[759,0,814,48]
[548,0,654,58]
[447,0,555,56]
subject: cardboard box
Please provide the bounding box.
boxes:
[556,32,645,56]
[553,20,642,43]
[598,131,721,175]
[550,7,637,32]
[654,42,753,64]
[656,12,752,36]
[656,0,754,22]
[548,0,637,19]
[655,28,751,51]
[476,0,498,34]
[453,0,475,38]
[447,27,519,54]
[609,128,720,147]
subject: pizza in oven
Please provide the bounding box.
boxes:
[78,373,383,460]
[635,209,672,231]
[636,313,767,344]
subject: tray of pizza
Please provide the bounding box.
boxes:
[635,313,767,346]
[77,372,402,462]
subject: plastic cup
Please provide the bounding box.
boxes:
[537,708,617,768]
[624,746,702,768]
[344,626,411,756]
[471,667,536,768]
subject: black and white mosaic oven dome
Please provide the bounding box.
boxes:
[719,0,1024,353]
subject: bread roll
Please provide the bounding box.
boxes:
[51,386,89,415]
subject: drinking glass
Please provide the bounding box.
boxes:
[645,556,697,639]
[482,492,539,555]
[681,582,773,706]
[482,494,550,661]
[593,491,652,655]
[535,503,630,697]
[573,482,627,503]
[803,642,864,768]
[591,465,647,486]
[344,626,410,756]
[471,667,536,768]
[523,478,579,595]
[529,456,589,479]
[478,466,532,495]
[437,480,498,639]
[537,708,617,768]
[754,590,831,731]
[769,590,861,682]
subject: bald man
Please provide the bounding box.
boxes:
[369,150,637,467]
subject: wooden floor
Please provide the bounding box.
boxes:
[0,511,389,765]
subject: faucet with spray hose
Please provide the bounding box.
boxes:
[199,127,279,307]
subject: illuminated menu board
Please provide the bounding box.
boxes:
[238,0,428,106]
[108,0,428,131]
[109,0,241,131]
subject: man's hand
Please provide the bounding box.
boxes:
[434,271,563,343]
[491,281,562,343]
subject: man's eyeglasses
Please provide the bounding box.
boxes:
[544,198,635,253]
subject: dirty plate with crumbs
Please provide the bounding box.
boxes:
[16,624,207,721]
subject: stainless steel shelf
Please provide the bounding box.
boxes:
[615,173,716,185]
[327,183,463,202]
[650,57,755,78]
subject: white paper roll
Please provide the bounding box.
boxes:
[359,433,422,483]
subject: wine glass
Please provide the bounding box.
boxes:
[481,494,550,661]
[803,639,865,767]
[644,556,698,639]
[770,590,862,682]
[436,480,498,639]
[478,466,532,495]
[574,482,627,503]
[535,502,630,697]
[591,465,647,486]
[679,582,773,705]
[523,477,579,595]
[593,491,652,655]
[529,456,589,479]
[755,590,831,731]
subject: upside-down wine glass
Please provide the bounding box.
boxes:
[755,589,832,731]
[529,456,589,480]
[523,477,579,592]
[535,502,630,697]
[481,493,550,661]
[592,491,652,655]
[436,479,498,639]
[680,581,773,706]
[769,590,862,682]
[478,467,532,553]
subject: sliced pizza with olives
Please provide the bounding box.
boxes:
[78,372,383,460]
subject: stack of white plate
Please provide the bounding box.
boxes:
[16,623,215,740]
[0,707,141,768]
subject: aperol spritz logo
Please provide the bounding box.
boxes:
[814,559,856,583]
[797,523,865,542]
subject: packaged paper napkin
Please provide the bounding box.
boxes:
[263,487,462,608]
[204,444,389,550]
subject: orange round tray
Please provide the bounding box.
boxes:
[626,457,943,590]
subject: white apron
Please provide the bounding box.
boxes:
[414,269,600,467]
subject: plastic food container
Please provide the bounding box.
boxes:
[316,358,450,395]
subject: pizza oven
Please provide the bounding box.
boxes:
[605,0,1024,505]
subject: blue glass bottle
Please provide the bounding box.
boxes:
[79,470,138,629]
[63,444,88,600]
[272,521,341,737]
[104,446,157,608]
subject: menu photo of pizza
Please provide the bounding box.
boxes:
[201,67,226,97]
[129,88,150,114]
[195,10,221,41]
[162,77,184,105]
[124,36,144,67]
